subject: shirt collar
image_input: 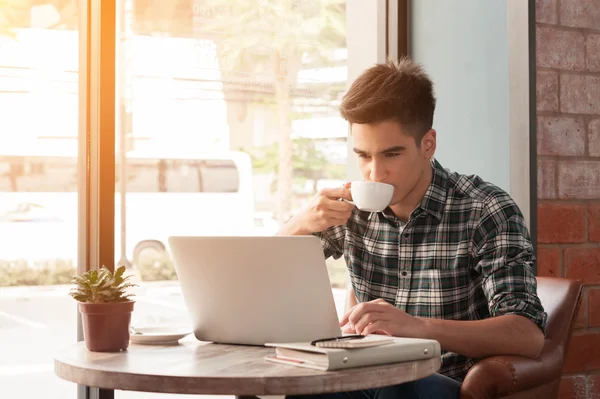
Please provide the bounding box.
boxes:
[417,158,448,221]
[376,157,448,224]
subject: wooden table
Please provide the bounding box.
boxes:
[54,340,441,396]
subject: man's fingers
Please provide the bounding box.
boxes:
[341,324,356,334]
[360,321,390,336]
[319,186,352,201]
[353,311,387,334]
[340,300,387,327]
[339,305,357,327]
[320,197,354,212]
[347,303,386,328]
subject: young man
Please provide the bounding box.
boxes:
[279,58,547,399]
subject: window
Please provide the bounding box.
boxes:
[0,156,78,192]
[0,3,79,397]
[0,155,240,193]
[113,3,352,396]
[0,0,394,397]
[123,158,240,193]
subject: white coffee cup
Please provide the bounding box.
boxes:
[342,181,394,212]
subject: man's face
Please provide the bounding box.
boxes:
[351,120,436,208]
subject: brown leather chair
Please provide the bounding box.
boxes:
[460,277,583,399]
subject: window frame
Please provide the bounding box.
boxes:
[78,0,116,398]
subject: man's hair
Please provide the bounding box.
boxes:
[340,56,436,143]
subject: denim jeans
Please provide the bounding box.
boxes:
[286,373,461,399]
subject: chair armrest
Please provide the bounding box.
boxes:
[459,344,563,399]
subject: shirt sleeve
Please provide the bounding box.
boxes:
[472,210,548,335]
[313,225,345,260]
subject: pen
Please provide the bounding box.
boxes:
[310,334,365,346]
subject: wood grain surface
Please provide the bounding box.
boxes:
[54,340,441,395]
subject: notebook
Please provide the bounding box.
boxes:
[264,337,441,371]
[312,334,396,349]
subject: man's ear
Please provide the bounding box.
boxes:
[421,129,436,158]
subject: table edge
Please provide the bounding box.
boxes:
[54,356,442,395]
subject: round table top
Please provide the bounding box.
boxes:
[54,340,441,395]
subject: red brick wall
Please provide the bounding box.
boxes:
[536,0,600,398]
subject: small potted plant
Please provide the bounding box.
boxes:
[69,265,137,352]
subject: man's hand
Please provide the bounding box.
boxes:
[340,299,426,337]
[279,183,355,235]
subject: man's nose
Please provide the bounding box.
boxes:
[369,161,387,182]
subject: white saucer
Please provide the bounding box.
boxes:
[129,327,193,345]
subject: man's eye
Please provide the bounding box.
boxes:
[357,153,370,159]
[385,153,400,158]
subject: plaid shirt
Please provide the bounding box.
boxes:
[316,158,547,381]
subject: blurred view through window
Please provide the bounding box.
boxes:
[0,1,79,398]
[0,1,348,398]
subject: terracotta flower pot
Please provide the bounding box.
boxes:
[79,301,135,352]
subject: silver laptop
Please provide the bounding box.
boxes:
[168,235,342,346]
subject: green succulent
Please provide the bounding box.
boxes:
[69,266,137,303]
